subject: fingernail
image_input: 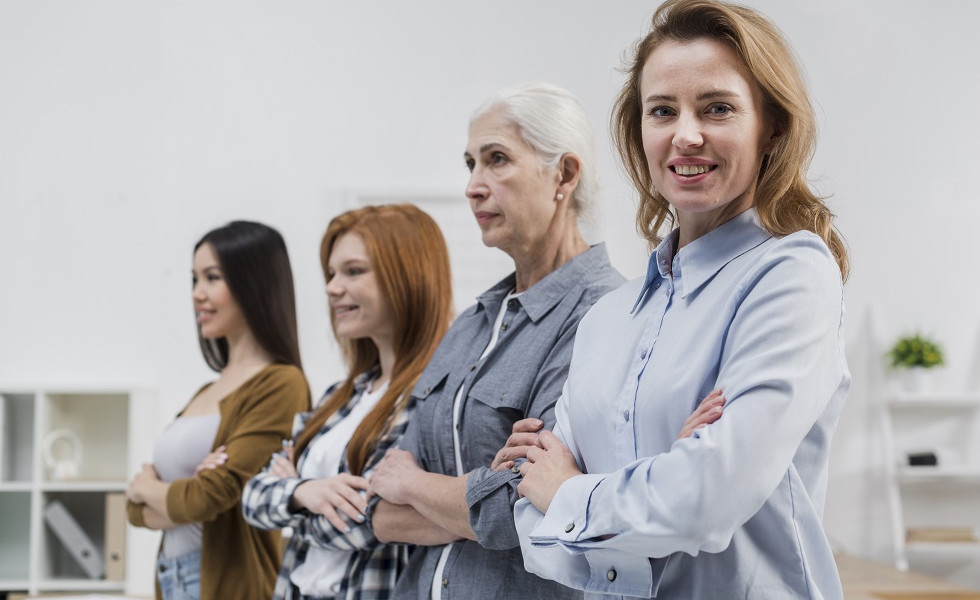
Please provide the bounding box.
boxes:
[356,514,365,522]
[344,526,352,533]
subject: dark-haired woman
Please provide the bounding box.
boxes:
[241,204,454,599]
[126,221,311,600]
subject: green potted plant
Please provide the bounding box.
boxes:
[887,333,945,391]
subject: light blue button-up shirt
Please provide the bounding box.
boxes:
[515,210,850,599]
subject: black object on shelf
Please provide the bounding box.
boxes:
[907,451,938,466]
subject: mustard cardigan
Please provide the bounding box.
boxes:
[128,363,310,600]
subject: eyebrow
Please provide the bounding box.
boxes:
[464,142,509,159]
[644,90,741,103]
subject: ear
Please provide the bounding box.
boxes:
[556,153,582,202]
[764,117,786,154]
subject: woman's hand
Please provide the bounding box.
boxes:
[269,445,298,479]
[678,390,726,440]
[292,473,370,533]
[194,445,227,474]
[368,448,422,505]
[517,430,581,513]
[126,463,161,504]
[491,418,545,471]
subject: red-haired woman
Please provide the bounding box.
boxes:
[240,204,454,600]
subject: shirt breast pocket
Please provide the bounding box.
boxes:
[412,369,450,404]
[467,371,534,418]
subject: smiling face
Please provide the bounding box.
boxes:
[640,37,776,245]
[325,231,394,346]
[463,109,561,258]
[192,242,248,340]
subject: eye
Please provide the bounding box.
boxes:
[207,273,222,282]
[346,267,365,277]
[490,151,508,166]
[465,157,475,172]
[648,106,675,118]
[706,103,734,117]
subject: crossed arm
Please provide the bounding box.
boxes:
[367,391,725,545]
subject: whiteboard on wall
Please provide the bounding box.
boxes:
[344,191,514,314]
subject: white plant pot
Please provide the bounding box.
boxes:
[899,367,934,393]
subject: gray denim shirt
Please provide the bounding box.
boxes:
[391,244,624,600]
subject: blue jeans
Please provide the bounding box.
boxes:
[157,549,201,600]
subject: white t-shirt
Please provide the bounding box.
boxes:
[290,380,388,597]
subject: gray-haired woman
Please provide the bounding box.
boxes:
[366,83,624,599]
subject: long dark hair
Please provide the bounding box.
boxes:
[194,220,303,372]
[293,204,453,475]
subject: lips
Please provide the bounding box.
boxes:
[196,309,215,323]
[474,211,498,225]
[334,305,358,318]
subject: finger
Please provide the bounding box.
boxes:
[537,430,567,451]
[504,432,543,449]
[511,418,544,435]
[337,484,369,513]
[323,505,351,533]
[338,495,368,521]
[492,460,515,472]
[525,446,541,464]
[340,474,370,490]
[494,445,537,466]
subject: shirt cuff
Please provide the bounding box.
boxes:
[464,465,521,508]
[528,472,605,547]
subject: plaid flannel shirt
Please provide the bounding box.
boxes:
[242,370,413,600]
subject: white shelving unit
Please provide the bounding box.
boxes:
[0,387,155,597]
[880,391,980,582]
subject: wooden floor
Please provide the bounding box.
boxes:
[838,553,980,599]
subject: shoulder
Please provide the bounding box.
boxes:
[577,276,643,330]
[242,364,310,410]
[750,231,842,292]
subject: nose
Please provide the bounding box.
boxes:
[192,280,206,302]
[465,167,488,203]
[325,275,343,299]
[672,112,703,150]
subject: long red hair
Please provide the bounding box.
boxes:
[293,204,453,475]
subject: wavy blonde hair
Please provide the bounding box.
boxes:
[612,0,848,279]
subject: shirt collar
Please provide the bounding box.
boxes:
[476,243,612,324]
[633,209,771,311]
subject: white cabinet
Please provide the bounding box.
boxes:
[881,392,980,585]
[0,387,154,597]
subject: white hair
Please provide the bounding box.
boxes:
[471,83,599,227]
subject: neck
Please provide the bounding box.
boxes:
[511,220,588,293]
[223,329,274,373]
[677,203,753,250]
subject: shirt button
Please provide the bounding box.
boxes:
[501,322,509,331]
[511,465,521,474]
[469,364,477,371]
[442,578,449,587]
[623,410,630,422]
[422,387,431,395]
[507,299,519,309]
[607,569,617,582]
[654,282,660,289]
[564,522,575,533]
[640,349,647,360]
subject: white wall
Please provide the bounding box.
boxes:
[2,0,979,592]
